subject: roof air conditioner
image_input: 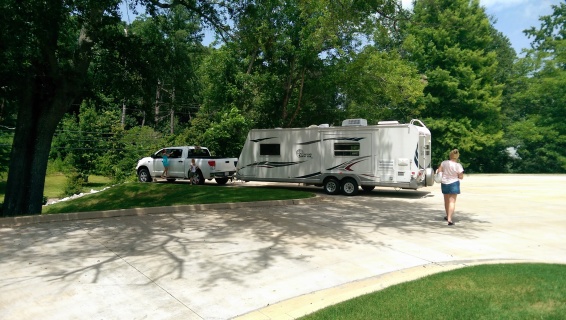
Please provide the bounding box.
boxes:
[342,119,367,127]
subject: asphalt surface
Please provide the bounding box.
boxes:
[1,174,565,320]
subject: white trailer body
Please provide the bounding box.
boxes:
[236,119,434,195]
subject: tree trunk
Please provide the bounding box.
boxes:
[2,72,72,216]
[2,8,92,216]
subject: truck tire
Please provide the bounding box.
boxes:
[215,177,229,185]
[194,170,205,185]
[341,178,359,196]
[138,168,152,182]
[323,177,341,195]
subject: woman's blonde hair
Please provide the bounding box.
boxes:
[450,149,460,160]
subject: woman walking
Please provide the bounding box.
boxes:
[437,149,464,226]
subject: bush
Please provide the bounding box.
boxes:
[62,172,87,197]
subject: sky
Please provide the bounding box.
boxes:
[402,0,564,54]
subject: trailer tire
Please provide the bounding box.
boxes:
[215,177,229,185]
[341,178,359,196]
[361,186,375,192]
[425,167,434,186]
[323,177,341,195]
[138,168,152,183]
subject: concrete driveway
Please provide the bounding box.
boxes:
[1,174,565,319]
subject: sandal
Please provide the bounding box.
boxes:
[448,221,455,226]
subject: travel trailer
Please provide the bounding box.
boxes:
[236,119,435,196]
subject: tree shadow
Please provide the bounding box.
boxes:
[0,190,490,296]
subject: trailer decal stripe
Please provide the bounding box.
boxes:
[251,137,277,142]
[414,147,419,168]
[241,161,306,169]
[322,137,365,142]
[295,172,321,178]
[326,156,370,171]
[298,140,320,145]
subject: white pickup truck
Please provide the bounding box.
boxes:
[136,146,238,185]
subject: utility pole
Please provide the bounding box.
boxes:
[154,80,161,126]
[170,87,175,134]
[121,100,126,127]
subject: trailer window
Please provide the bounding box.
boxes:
[334,143,360,156]
[260,144,280,156]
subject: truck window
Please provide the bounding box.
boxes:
[334,142,360,156]
[169,149,182,158]
[260,144,280,156]
[188,148,211,157]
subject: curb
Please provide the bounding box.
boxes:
[0,196,326,228]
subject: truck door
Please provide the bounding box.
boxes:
[322,133,372,174]
[167,148,185,178]
[152,149,166,176]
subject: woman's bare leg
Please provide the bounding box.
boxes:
[446,194,457,223]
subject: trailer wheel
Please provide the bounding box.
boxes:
[425,167,434,186]
[138,168,152,183]
[323,177,341,195]
[215,177,229,185]
[361,186,375,192]
[341,178,359,196]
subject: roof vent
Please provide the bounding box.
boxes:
[377,120,400,125]
[342,119,367,127]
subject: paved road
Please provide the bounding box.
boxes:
[1,174,565,320]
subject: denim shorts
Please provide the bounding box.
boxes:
[441,181,460,194]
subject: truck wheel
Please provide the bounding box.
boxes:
[138,168,152,183]
[194,170,205,185]
[215,177,229,185]
[361,186,375,192]
[323,177,341,195]
[341,178,359,196]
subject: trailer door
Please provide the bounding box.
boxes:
[322,133,372,174]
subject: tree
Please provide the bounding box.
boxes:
[195,0,413,129]
[402,0,506,170]
[0,0,231,216]
[503,3,566,172]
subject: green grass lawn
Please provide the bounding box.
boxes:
[300,263,566,320]
[42,182,314,214]
[0,173,113,202]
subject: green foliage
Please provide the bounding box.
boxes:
[63,172,87,197]
[404,0,505,170]
[0,127,13,178]
[341,48,426,123]
[500,3,566,173]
